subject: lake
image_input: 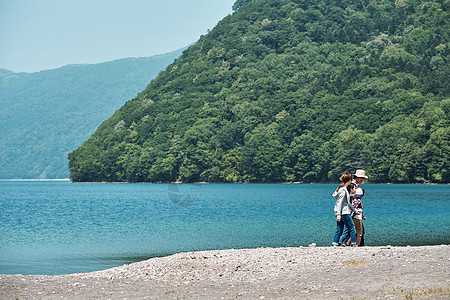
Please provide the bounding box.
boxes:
[0,181,448,275]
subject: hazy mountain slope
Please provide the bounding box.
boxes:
[0,49,184,178]
[69,0,449,183]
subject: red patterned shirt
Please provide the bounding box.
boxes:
[351,179,363,219]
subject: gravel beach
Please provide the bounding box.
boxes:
[1,245,449,299]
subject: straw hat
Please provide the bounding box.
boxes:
[354,169,368,179]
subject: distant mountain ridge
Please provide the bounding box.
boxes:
[0,48,185,179]
[0,68,14,75]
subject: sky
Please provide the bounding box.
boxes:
[0,0,236,73]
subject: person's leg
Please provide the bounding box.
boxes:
[332,219,344,246]
[360,223,365,246]
[353,217,362,246]
[341,214,358,246]
[339,227,349,245]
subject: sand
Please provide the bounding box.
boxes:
[1,245,449,299]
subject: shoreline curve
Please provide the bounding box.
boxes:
[1,245,449,299]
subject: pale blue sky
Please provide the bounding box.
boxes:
[0,0,236,73]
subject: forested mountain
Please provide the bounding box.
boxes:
[69,0,449,183]
[0,49,184,179]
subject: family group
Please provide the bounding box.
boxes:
[332,169,368,247]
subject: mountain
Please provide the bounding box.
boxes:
[68,0,449,183]
[0,48,185,179]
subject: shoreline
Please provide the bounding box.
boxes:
[27,180,450,184]
[2,179,448,184]
[0,178,70,182]
[1,245,449,299]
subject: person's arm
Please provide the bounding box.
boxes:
[335,189,345,220]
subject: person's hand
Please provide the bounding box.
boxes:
[362,215,366,220]
[336,216,341,222]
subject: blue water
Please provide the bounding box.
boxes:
[0,182,449,275]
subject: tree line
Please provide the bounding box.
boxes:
[68,0,449,183]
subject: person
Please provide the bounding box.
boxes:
[352,169,368,246]
[340,169,368,246]
[351,187,365,246]
[332,172,360,247]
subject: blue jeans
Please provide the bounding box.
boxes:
[332,214,357,245]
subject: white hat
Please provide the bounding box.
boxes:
[355,187,364,197]
[354,169,368,179]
